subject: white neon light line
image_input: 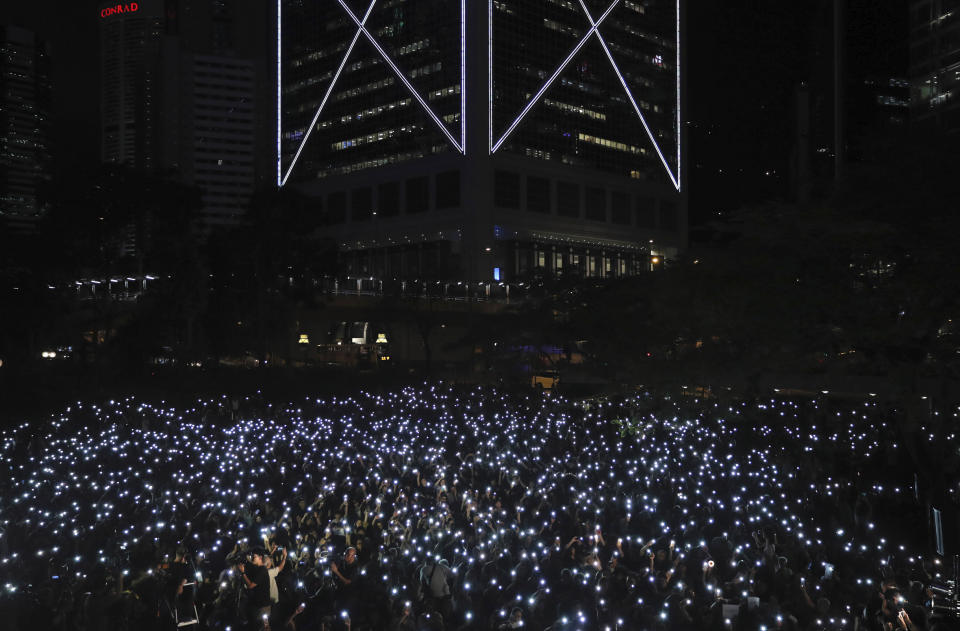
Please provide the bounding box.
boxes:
[488,0,493,154]
[676,0,682,191]
[281,0,376,186]
[276,0,282,186]
[491,0,620,154]
[578,0,681,191]
[339,0,464,154]
[461,0,466,154]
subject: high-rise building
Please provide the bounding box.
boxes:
[98,0,165,170]
[280,0,685,282]
[175,0,275,193]
[0,25,52,234]
[99,0,264,230]
[176,54,257,228]
[909,0,960,133]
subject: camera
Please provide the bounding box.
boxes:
[225,551,245,567]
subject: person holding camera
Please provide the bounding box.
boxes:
[239,551,272,630]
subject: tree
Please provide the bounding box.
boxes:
[567,130,960,396]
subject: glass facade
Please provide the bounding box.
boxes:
[0,26,52,233]
[910,0,960,131]
[491,0,680,186]
[281,0,463,182]
[279,0,685,281]
[281,0,680,188]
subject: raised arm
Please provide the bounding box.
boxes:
[238,564,257,589]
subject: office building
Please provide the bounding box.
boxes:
[99,0,263,230]
[167,0,275,196]
[177,54,257,228]
[0,25,52,234]
[910,0,960,132]
[860,76,910,128]
[99,0,165,170]
[280,0,685,281]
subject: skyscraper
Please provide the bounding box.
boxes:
[0,25,52,234]
[909,0,960,133]
[177,54,257,228]
[280,0,685,282]
[98,0,165,170]
[99,0,264,230]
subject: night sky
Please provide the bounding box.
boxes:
[1,1,909,223]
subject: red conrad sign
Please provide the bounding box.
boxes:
[100,3,139,18]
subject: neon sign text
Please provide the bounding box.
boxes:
[100,3,139,18]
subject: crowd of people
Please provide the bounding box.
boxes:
[0,385,956,631]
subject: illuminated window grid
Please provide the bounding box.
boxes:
[280,0,467,186]
[489,0,681,190]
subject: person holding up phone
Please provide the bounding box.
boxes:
[239,551,272,631]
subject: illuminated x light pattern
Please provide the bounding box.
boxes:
[276,0,282,185]
[491,0,681,191]
[280,0,466,187]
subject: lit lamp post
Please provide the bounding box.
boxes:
[298,333,310,366]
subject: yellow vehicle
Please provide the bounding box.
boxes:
[531,371,560,390]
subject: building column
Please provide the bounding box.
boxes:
[462,0,494,282]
